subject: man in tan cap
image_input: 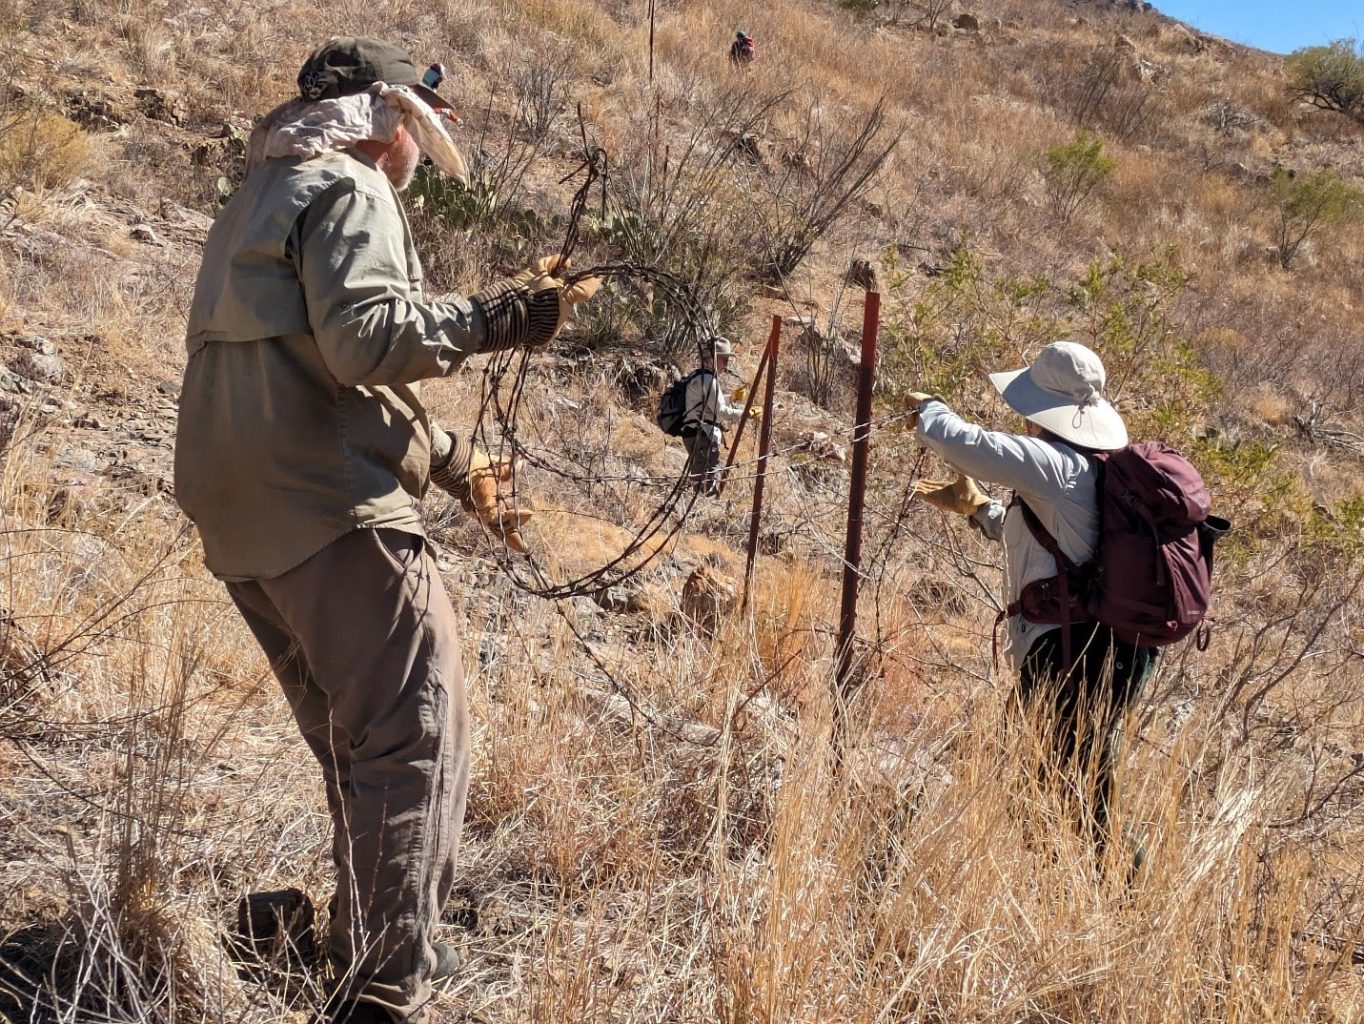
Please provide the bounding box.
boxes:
[907,341,1155,854]
[174,37,597,1023]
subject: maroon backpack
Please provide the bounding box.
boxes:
[1008,442,1230,666]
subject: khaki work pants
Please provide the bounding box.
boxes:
[228,528,469,1022]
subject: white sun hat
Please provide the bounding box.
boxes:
[988,341,1129,451]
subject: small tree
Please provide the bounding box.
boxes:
[1041,130,1116,223]
[1269,166,1361,270]
[1286,39,1364,123]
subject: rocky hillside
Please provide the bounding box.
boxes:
[1,0,1362,1021]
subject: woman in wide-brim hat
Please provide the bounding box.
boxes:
[906,340,1155,856]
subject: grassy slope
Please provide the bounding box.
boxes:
[0,0,1362,1021]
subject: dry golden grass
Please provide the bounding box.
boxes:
[0,0,1363,1021]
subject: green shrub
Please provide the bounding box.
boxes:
[1268,166,1361,270]
[1286,39,1364,123]
[1041,130,1116,224]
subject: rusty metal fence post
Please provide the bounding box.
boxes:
[741,314,782,611]
[834,292,880,700]
[717,315,779,498]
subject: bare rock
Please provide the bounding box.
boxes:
[134,87,188,126]
[65,90,130,131]
[721,127,774,173]
[130,223,164,245]
[158,198,215,236]
[806,431,848,464]
[15,335,55,355]
[10,349,64,384]
[844,257,879,291]
[591,586,648,615]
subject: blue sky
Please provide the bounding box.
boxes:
[1155,0,1361,54]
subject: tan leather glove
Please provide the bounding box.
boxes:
[731,385,748,403]
[746,404,762,422]
[904,391,935,429]
[430,433,534,553]
[511,255,569,286]
[912,473,990,516]
[471,256,603,352]
[464,451,534,553]
[523,270,602,346]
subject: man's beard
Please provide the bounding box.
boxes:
[386,135,421,191]
[389,154,419,191]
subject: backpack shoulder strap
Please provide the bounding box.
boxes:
[1012,495,1077,574]
[1011,494,1081,670]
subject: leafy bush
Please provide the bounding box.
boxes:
[1268,166,1361,270]
[1286,39,1364,123]
[1041,130,1116,223]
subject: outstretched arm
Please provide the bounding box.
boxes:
[296,182,561,387]
[916,399,1074,502]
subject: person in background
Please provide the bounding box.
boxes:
[681,337,755,496]
[730,29,756,64]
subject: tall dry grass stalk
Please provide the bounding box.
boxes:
[0,0,1361,1020]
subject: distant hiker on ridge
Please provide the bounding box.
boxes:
[173,36,599,1024]
[730,29,756,65]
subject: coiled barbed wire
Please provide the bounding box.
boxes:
[466,140,733,599]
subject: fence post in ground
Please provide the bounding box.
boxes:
[741,314,782,611]
[834,291,880,705]
[717,317,778,498]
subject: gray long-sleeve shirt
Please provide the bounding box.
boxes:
[683,369,744,445]
[916,400,1100,666]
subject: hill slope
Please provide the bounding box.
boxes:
[1,0,1363,1021]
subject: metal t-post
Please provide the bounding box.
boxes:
[741,314,782,611]
[718,316,779,498]
[835,291,880,701]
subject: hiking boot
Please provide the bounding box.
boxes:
[431,943,461,984]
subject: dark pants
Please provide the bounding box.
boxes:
[682,429,720,495]
[1015,621,1155,851]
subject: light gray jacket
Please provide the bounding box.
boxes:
[683,369,744,445]
[916,400,1100,667]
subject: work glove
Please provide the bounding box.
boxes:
[462,450,534,553]
[471,255,603,352]
[746,405,763,422]
[912,473,990,517]
[731,385,748,403]
[904,391,936,430]
[510,254,568,286]
[430,428,534,552]
[524,270,601,346]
